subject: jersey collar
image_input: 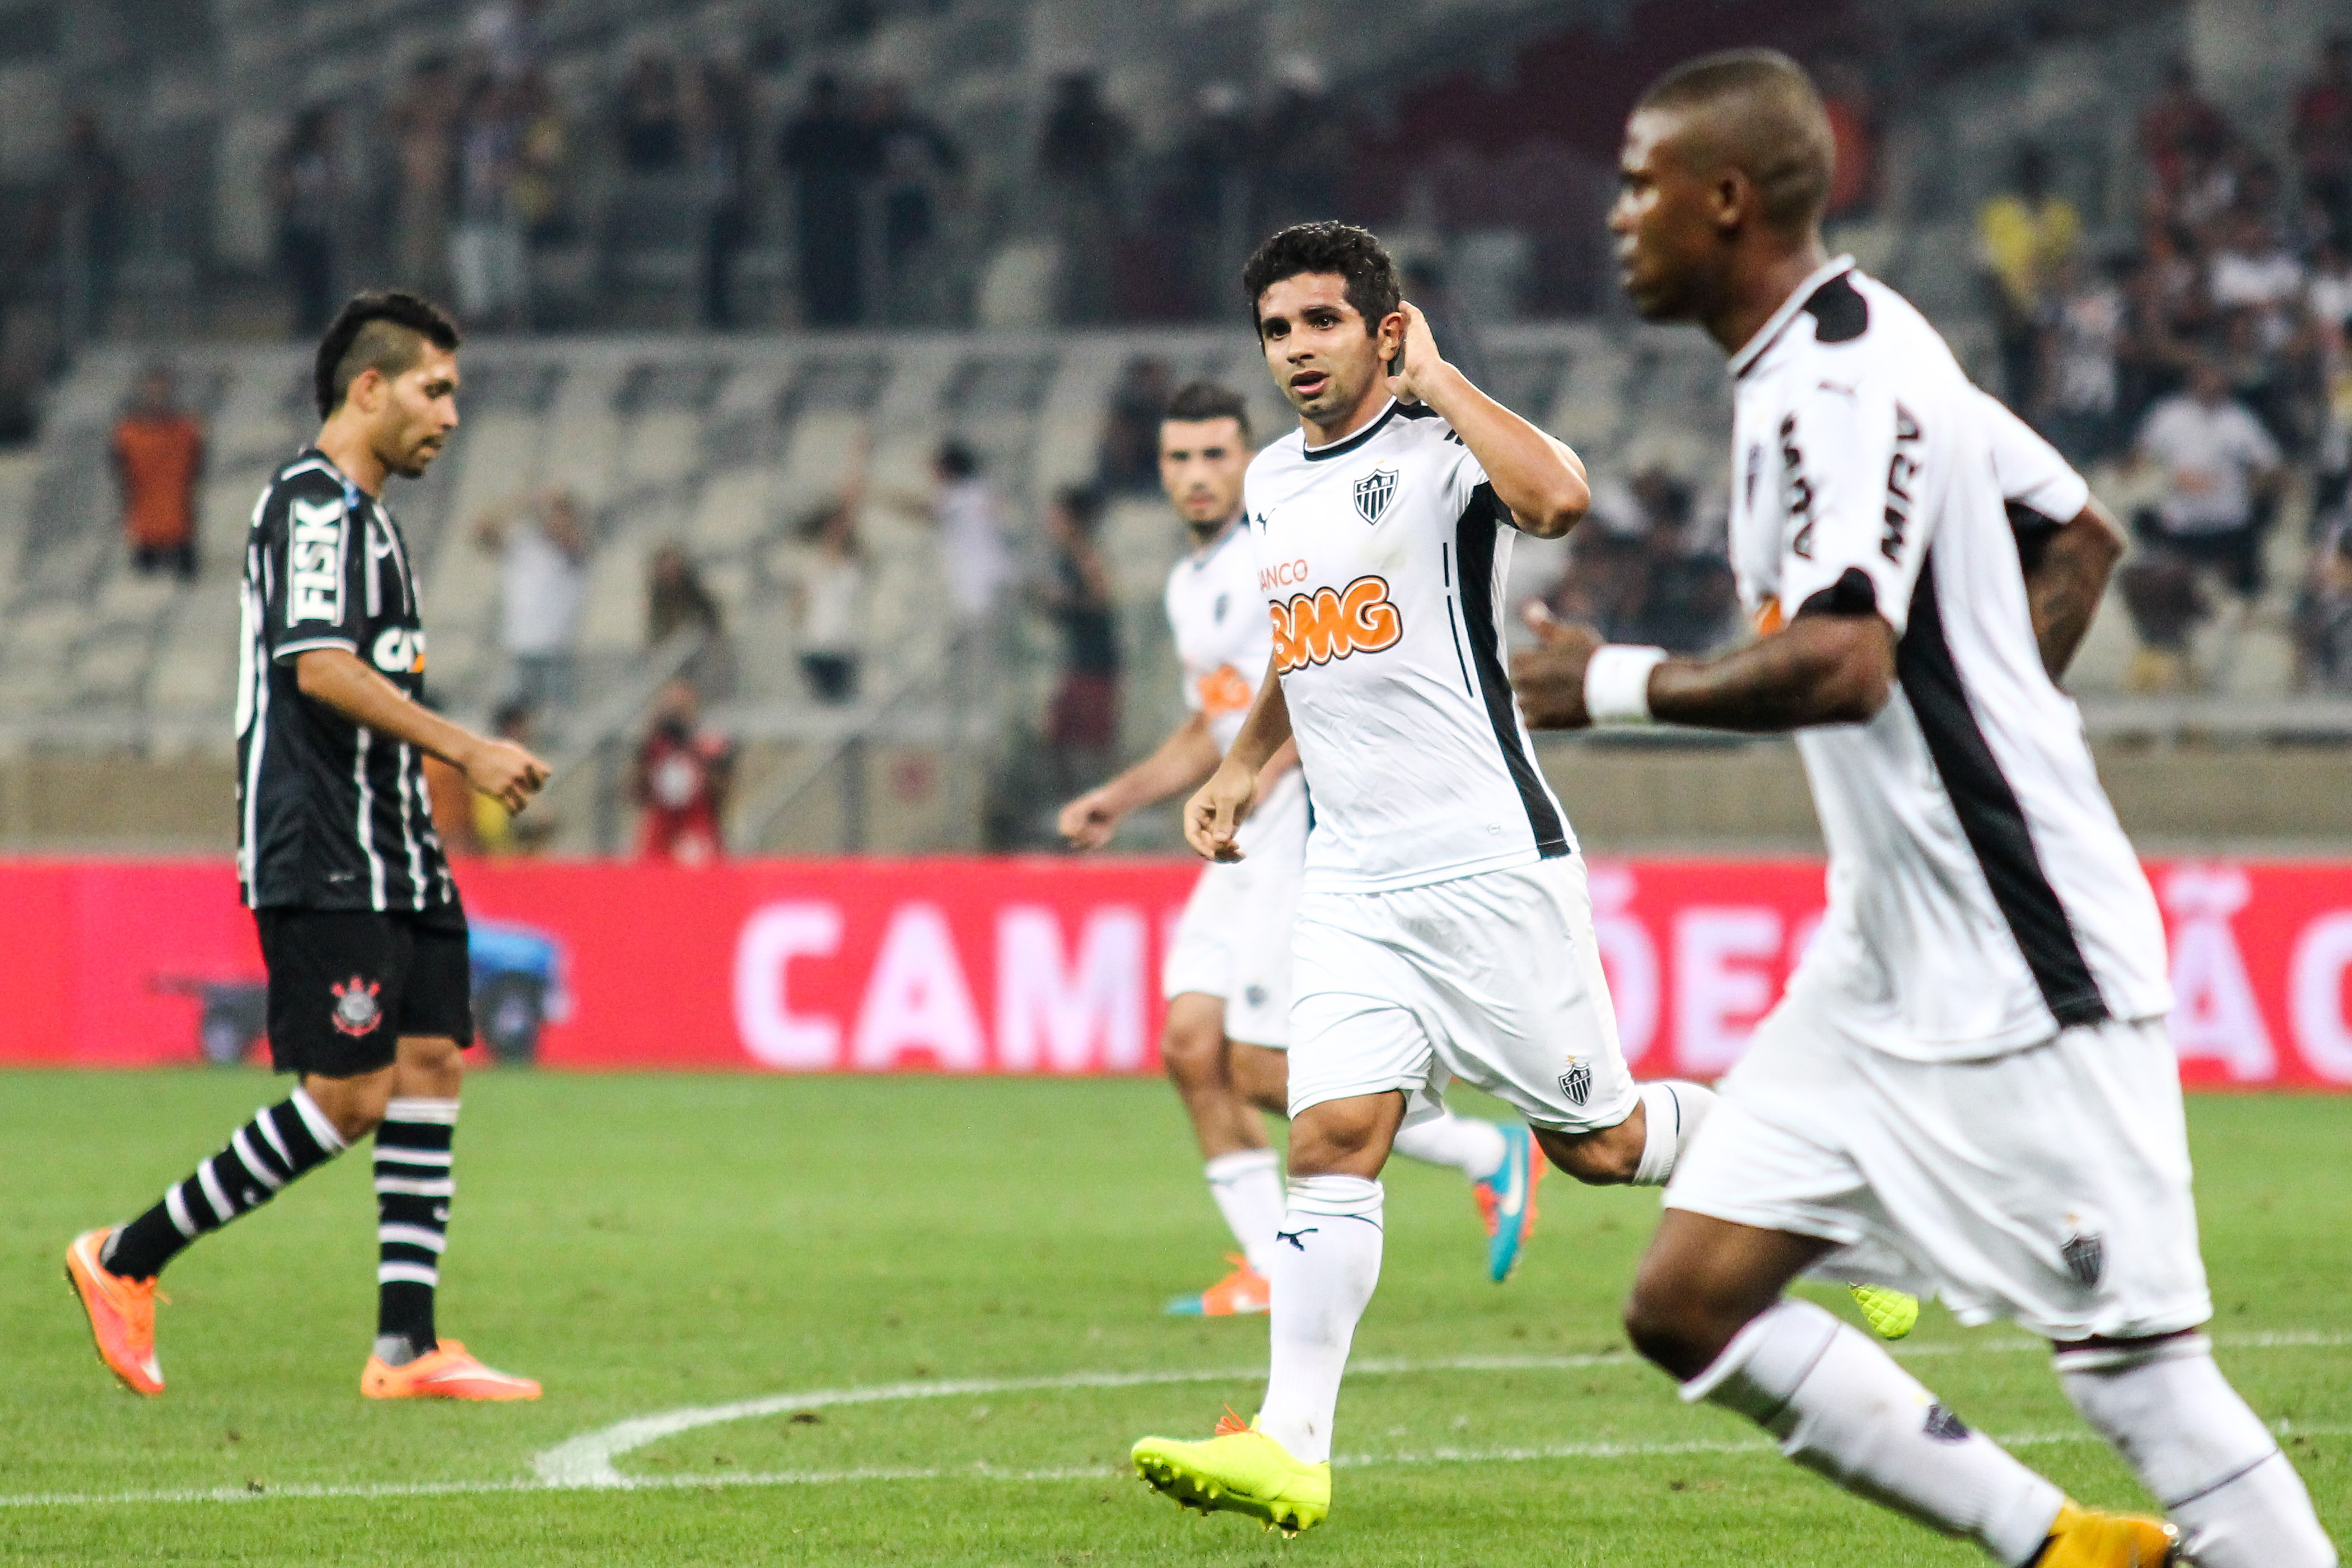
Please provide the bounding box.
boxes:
[1301,398,1398,461]
[1728,254,1856,381]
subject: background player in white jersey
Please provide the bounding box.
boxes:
[1058,382,1546,1317]
[1515,51,2335,1568]
[1128,222,1719,1536]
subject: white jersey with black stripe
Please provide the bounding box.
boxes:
[1245,399,1573,895]
[1728,258,2169,1060]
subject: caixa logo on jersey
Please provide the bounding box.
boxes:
[1352,465,1398,525]
[371,627,428,675]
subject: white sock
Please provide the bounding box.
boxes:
[1632,1080,1716,1186]
[1687,1299,2064,1566]
[1203,1149,1286,1276]
[2057,1336,2338,1568]
[1390,1110,1509,1182]
[1256,1174,1384,1465]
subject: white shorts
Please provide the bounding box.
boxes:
[1285,856,1637,1134]
[1666,982,2213,1342]
[1161,771,1308,1048]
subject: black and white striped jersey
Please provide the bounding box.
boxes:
[1245,398,1572,894]
[235,449,456,913]
[1727,258,2170,1059]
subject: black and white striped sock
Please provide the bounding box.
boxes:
[373,1097,458,1364]
[102,1090,348,1280]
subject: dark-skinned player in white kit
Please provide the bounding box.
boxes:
[1515,50,2336,1568]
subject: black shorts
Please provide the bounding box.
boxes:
[254,906,473,1078]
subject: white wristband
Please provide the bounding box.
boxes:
[1583,644,1669,726]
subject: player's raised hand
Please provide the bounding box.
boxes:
[1057,787,1122,851]
[1511,602,1604,729]
[461,737,551,814]
[1384,301,1449,408]
[1182,758,1259,862]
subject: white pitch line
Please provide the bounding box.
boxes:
[13,1424,2351,1512]
[8,1331,2342,1511]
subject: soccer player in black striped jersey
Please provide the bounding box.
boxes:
[66,292,550,1402]
[1516,52,2334,1568]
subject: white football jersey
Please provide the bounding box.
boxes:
[1165,517,1271,755]
[1247,399,1572,894]
[1728,258,2169,1060]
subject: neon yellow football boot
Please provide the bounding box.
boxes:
[1850,1284,1921,1340]
[2030,1501,2179,1566]
[1132,1412,1331,1536]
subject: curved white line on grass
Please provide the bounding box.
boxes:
[5,1330,2339,1510]
[531,1351,1640,1487]
[534,1327,2352,1489]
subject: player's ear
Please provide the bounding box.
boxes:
[1376,309,1407,365]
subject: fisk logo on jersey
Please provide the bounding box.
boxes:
[1271,575,1402,674]
[287,498,347,624]
[372,626,428,675]
[1352,465,1398,525]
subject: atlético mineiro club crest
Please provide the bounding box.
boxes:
[331,977,383,1037]
[1558,1061,1592,1107]
[1353,466,1398,525]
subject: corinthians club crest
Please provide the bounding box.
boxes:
[1352,465,1398,525]
[330,977,383,1037]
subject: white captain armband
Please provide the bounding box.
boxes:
[1583,644,1669,726]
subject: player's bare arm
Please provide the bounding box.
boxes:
[1387,301,1589,538]
[294,648,549,811]
[1514,603,1893,732]
[1060,712,1223,849]
[2021,498,2124,680]
[1183,654,1291,862]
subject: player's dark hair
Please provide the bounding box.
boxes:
[935,438,979,479]
[314,291,462,418]
[1160,380,1251,442]
[1635,48,1833,235]
[1242,222,1402,338]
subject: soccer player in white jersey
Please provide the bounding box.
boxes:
[1128,222,1720,1536]
[1059,381,1546,1317]
[1514,52,2336,1568]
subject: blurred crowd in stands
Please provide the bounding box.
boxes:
[1979,41,2352,692]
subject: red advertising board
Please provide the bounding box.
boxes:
[3,857,2350,1087]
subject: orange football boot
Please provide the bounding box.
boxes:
[1164,1255,1272,1316]
[64,1228,166,1396]
[361,1340,541,1401]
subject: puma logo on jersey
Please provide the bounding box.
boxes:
[287,499,347,623]
[1271,575,1403,674]
[371,626,428,675]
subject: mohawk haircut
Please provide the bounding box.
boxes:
[1636,49,1835,235]
[1161,380,1251,442]
[1242,222,1402,338]
[314,291,462,418]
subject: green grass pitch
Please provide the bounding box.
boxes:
[6,1070,2346,1565]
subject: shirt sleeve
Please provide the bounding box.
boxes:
[1771,376,1934,636]
[1432,420,1493,525]
[1976,390,2090,522]
[267,477,366,661]
[2230,407,2281,470]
